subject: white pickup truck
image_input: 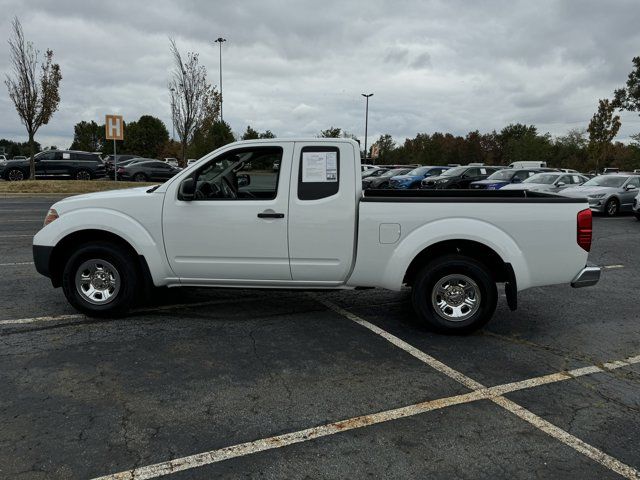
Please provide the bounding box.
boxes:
[33,139,600,333]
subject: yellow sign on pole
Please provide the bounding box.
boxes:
[105,114,124,140]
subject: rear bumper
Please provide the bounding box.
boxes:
[33,245,53,278]
[571,265,601,288]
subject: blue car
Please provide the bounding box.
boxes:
[389,166,450,189]
[469,168,547,190]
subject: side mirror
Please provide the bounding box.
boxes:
[557,182,566,187]
[237,173,251,188]
[625,184,638,191]
[179,177,196,201]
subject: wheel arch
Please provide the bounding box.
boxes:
[48,229,153,289]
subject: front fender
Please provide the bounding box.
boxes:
[380,218,531,291]
[33,208,174,285]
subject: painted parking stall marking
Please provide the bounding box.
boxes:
[92,346,640,480]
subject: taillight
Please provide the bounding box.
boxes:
[577,209,592,252]
[116,167,125,173]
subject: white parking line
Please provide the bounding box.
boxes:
[0,261,34,266]
[92,348,640,480]
[603,264,625,270]
[0,313,83,326]
[313,296,640,480]
[0,234,32,238]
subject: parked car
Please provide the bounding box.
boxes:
[470,168,549,190]
[362,167,389,179]
[0,154,7,162]
[108,158,154,179]
[361,164,378,172]
[421,166,503,189]
[388,166,450,189]
[104,154,138,176]
[502,172,588,194]
[362,168,412,189]
[164,158,179,167]
[633,190,640,220]
[12,155,27,161]
[187,159,198,166]
[508,161,547,168]
[602,168,619,175]
[560,174,640,216]
[116,160,182,182]
[558,168,579,173]
[33,138,599,334]
[0,150,105,181]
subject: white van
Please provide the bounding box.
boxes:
[508,161,547,168]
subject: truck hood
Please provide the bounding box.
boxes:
[52,186,162,213]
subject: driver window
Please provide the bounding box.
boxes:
[192,146,283,201]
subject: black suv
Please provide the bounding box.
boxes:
[0,150,105,181]
[421,165,503,189]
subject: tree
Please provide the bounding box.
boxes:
[613,56,640,113]
[168,38,220,165]
[371,134,396,163]
[498,123,552,164]
[4,17,62,178]
[241,125,260,140]
[0,138,41,158]
[588,99,621,172]
[259,130,276,139]
[320,127,342,138]
[70,121,103,152]
[124,115,169,158]
[188,120,235,159]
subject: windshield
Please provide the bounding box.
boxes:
[524,173,559,185]
[582,176,627,188]
[440,166,467,177]
[381,168,410,178]
[487,170,515,181]
[407,166,430,176]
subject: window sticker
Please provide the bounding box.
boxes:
[302,151,338,183]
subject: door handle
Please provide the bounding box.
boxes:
[257,212,284,219]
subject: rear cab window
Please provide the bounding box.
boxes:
[297,146,340,200]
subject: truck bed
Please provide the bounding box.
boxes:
[363,189,586,202]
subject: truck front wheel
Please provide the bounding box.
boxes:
[61,242,140,317]
[411,254,497,334]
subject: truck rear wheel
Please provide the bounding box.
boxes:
[61,242,140,317]
[411,254,497,334]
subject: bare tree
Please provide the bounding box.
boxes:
[168,38,219,166]
[5,17,62,179]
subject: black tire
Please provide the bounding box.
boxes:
[6,168,26,181]
[75,169,92,180]
[61,242,140,317]
[411,254,497,334]
[133,172,147,182]
[604,198,619,217]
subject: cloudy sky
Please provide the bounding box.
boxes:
[1,0,639,150]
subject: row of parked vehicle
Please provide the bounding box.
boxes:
[362,163,640,217]
[0,150,185,182]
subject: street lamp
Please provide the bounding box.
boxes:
[361,93,373,164]
[214,37,227,123]
[169,87,176,141]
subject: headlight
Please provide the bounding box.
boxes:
[588,194,606,199]
[437,179,449,183]
[44,208,59,226]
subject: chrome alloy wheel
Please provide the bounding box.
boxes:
[76,170,91,180]
[606,199,618,216]
[431,274,481,322]
[75,259,121,305]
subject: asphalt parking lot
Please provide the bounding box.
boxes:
[0,195,639,480]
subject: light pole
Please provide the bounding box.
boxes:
[169,87,175,141]
[214,37,227,123]
[361,93,373,164]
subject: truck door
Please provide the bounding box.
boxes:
[162,142,293,282]
[288,141,358,284]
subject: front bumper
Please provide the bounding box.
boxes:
[33,245,53,279]
[587,198,606,212]
[571,265,601,288]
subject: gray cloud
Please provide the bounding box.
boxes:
[0,0,639,150]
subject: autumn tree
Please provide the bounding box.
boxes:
[613,56,640,114]
[4,17,62,179]
[188,120,235,159]
[371,134,396,164]
[588,99,621,172]
[168,38,220,166]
